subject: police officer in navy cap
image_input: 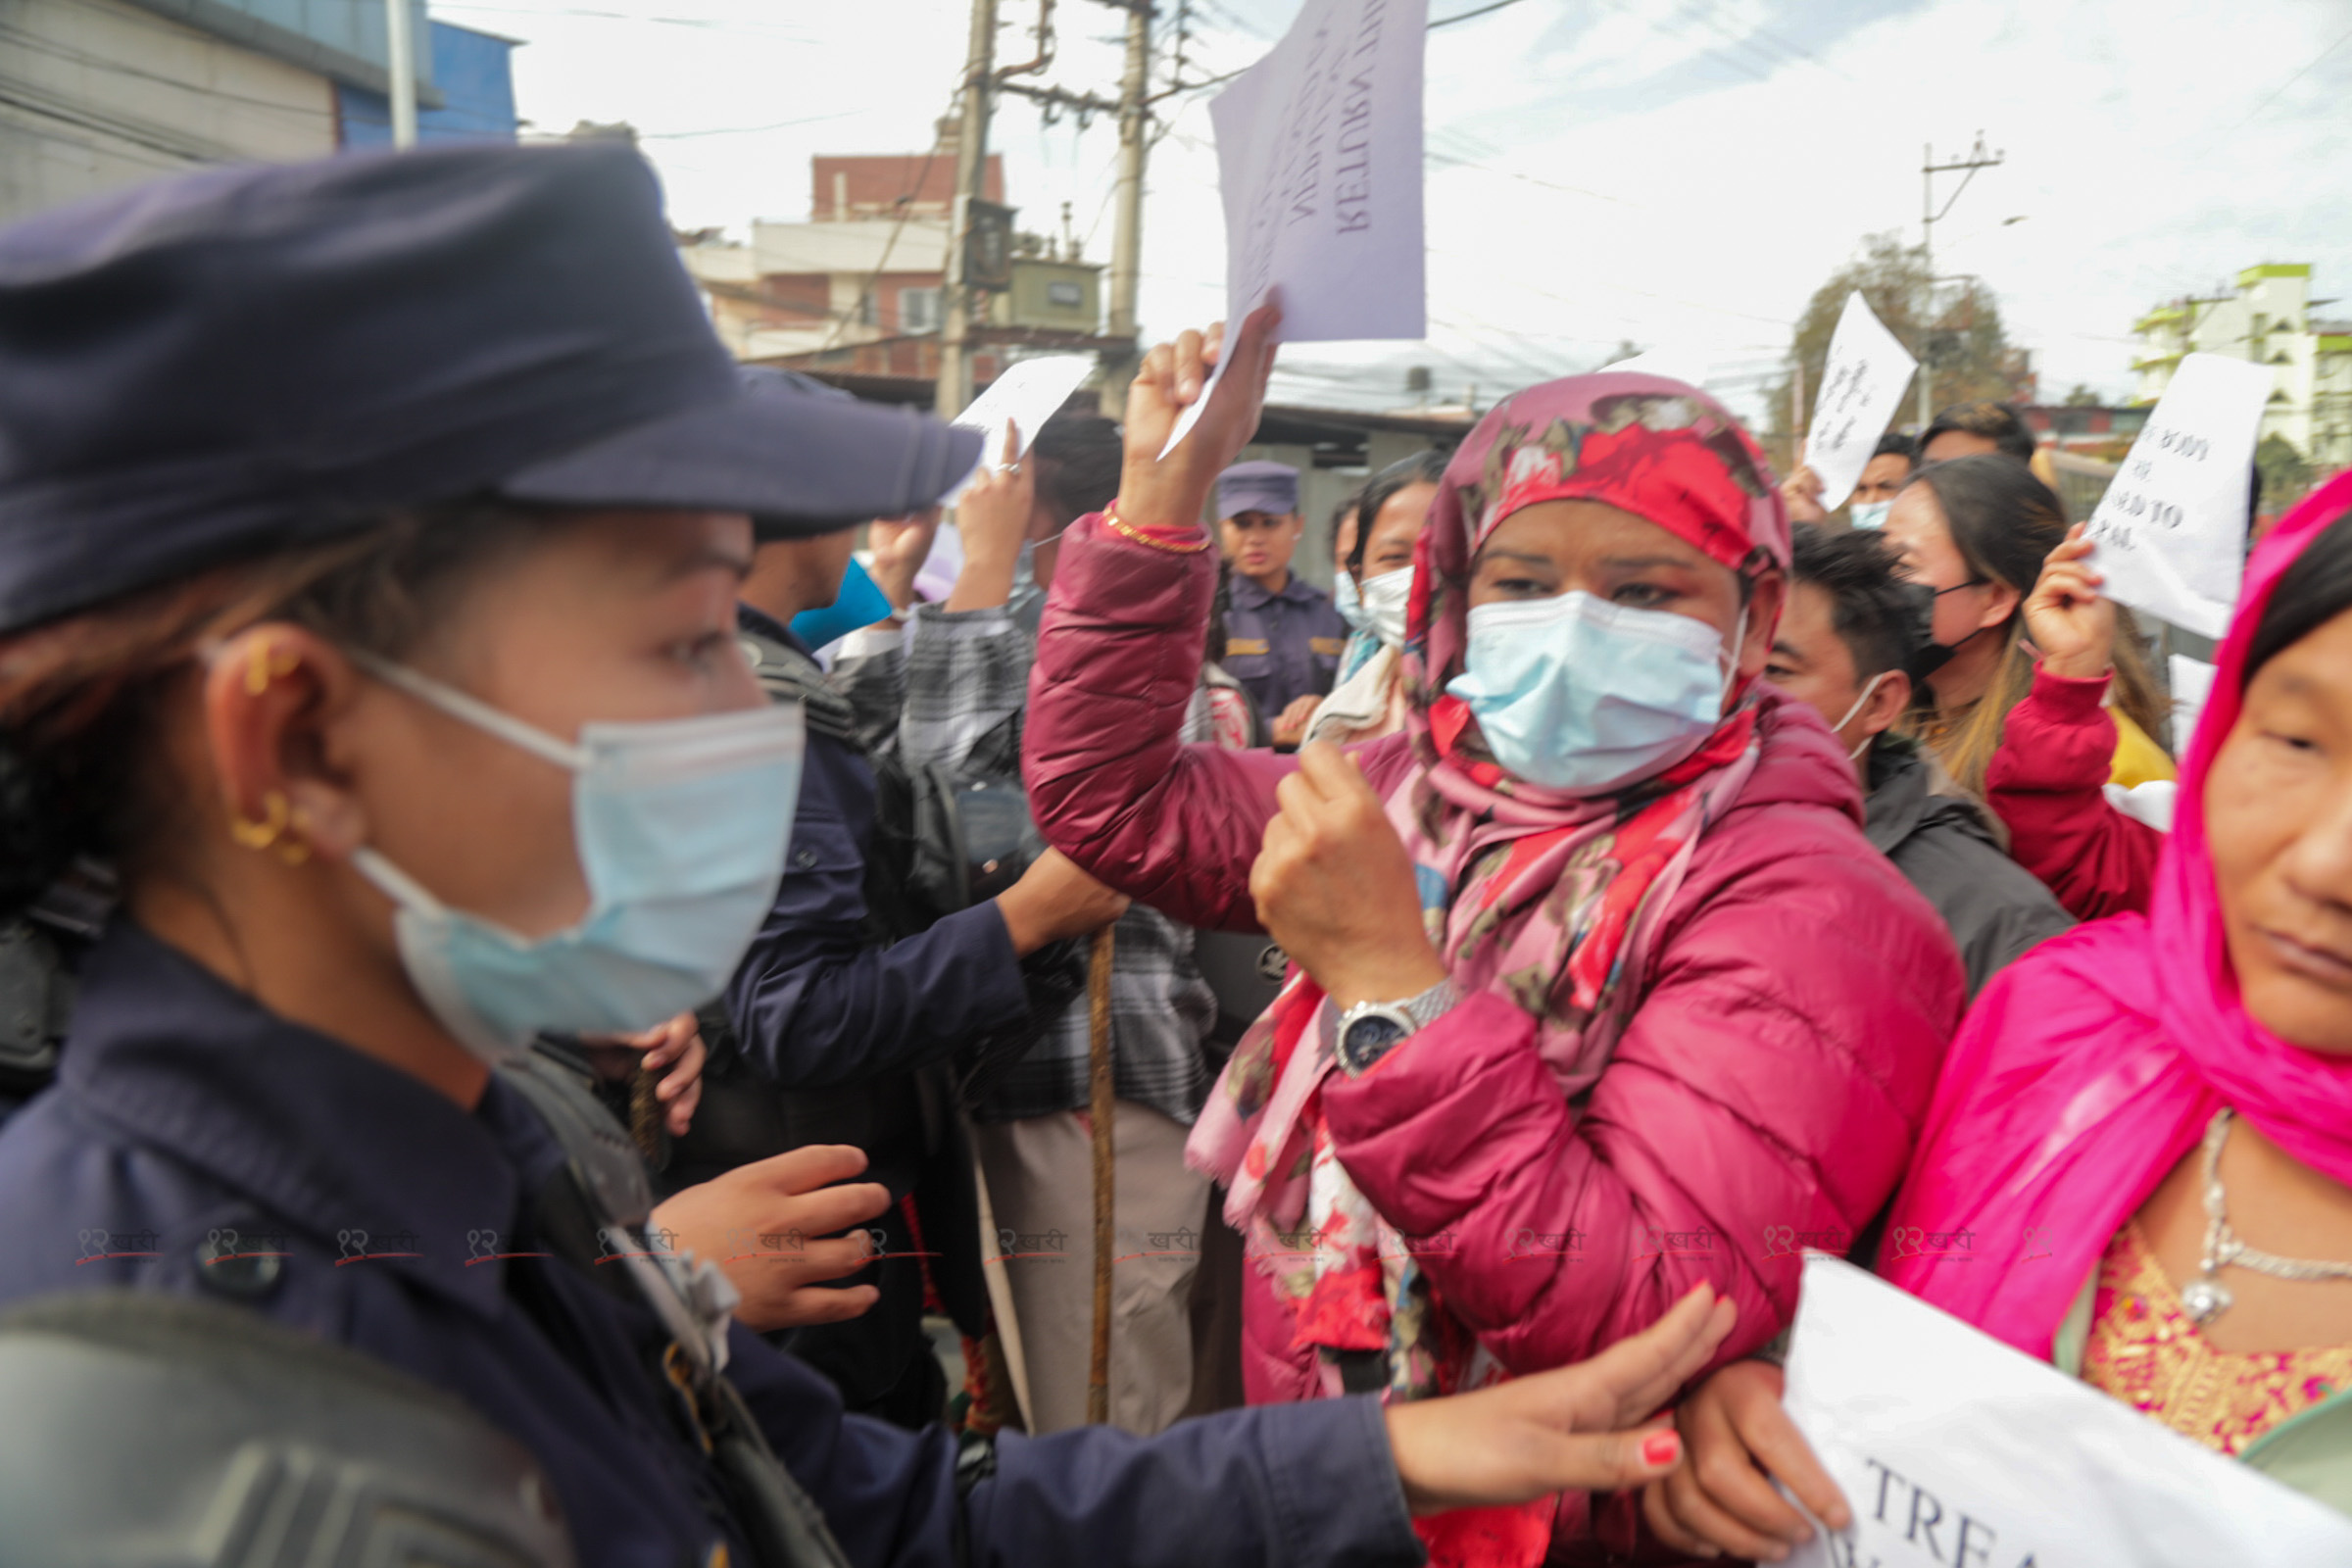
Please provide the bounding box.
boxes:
[0,142,1736,1568]
[1214,460,1350,747]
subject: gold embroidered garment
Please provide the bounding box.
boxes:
[2082,1221,2352,1455]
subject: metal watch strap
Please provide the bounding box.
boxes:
[1337,977,1460,1076]
[1393,977,1460,1031]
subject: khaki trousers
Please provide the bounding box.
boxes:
[972,1102,1208,1435]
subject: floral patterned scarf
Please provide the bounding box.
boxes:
[1188,378,1788,1445]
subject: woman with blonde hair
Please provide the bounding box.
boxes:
[1883,455,2174,847]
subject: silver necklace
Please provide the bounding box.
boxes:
[2181,1107,2352,1328]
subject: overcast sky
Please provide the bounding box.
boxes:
[441,0,2352,424]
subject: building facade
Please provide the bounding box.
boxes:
[681,132,1105,386]
[2132,264,2352,470]
[1,0,511,228]
[337,21,517,148]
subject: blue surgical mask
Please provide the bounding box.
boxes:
[1446,591,1736,795]
[347,655,805,1063]
[1849,500,1890,530]
[1333,569,1369,633]
[789,557,892,652]
[1358,566,1412,651]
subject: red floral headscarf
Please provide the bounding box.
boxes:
[1403,371,1788,782]
[1190,376,1792,1506]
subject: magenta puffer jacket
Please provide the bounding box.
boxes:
[1024,515,1962,1413]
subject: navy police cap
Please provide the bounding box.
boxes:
[0,142,985,633]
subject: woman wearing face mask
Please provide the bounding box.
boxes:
[1303,449,1446,747]
[0,145,1748,1568]
[1646,473,2352,1560]
[1025,320,1962,1565]
[1883,455,2174,807]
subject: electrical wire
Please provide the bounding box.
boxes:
[811,107,959,353]
[0,22,336,122]
[0,80,225,165]
[2214,20,2352,144]
[639,109,861,140]
[0,106,194,170]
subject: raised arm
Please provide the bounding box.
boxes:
[1025,514,1298,931]
[1023,304,1301,932]
[1983,665,2163,919]
[1987,526,2165,919]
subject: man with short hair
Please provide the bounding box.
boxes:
[1766,524,2071,996]
[1919,400,2035,465]
[1782,430,1916,528]
[1213,460,1348,746]
[1846,431,1917,528]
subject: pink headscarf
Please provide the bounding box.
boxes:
[1882,471,2352,1356]
[1191,375,1790,1218]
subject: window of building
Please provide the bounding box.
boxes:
[1046,279,1085,309]
[900,287,943,334]
[857,291,879,327]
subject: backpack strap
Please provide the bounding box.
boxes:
[498,1054,854,1568]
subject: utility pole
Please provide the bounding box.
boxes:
[1917,132,2002,431]
[937,0,1000,417]
[385,0,417,148]
[945,0,1162,418]
[1099,1,1152,418]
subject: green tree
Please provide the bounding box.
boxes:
[1762,232,2034,457]
[2062,383,2102,407]
[2255,432,2313,512]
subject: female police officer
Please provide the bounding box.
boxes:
[0,143,1733,1567]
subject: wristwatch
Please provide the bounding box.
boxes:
[1335,978,1460,1078]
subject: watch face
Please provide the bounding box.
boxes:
[1341,1013,1410,1072]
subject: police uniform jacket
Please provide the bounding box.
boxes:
[0,920,1423,1568]
[1220,573,1349,718]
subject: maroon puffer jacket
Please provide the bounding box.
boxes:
[1024,514,1962,1536]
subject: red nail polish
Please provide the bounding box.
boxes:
[1641,1431,1681,1467]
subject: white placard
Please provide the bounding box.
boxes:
[1805,293,1917,512]
[942,354,1096,505]
[1161,0,1428,455]
[1783,1255,2352,1568]
[2084,354,2273,640]
[2171,652,2220,756]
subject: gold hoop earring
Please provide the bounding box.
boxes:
[228,790,290,852]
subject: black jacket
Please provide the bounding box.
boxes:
[1865,744,2074,999]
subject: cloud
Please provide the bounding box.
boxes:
[463,0,2352,425]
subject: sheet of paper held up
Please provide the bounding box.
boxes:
[1804,293,1917,513]
[2084,353,2274,640]
[2171,652,2221,757]
[942,353,1095,505]
[1160,0,1428,456]
[1781,1254,2352,1568]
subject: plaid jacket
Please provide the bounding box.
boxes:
[835,597,1217,1125]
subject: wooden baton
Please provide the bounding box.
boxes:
[1085,922,1117,1426]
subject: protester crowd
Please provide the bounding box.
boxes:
[0,139,2346,1568]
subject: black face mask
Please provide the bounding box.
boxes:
[1904,578,1990,686]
